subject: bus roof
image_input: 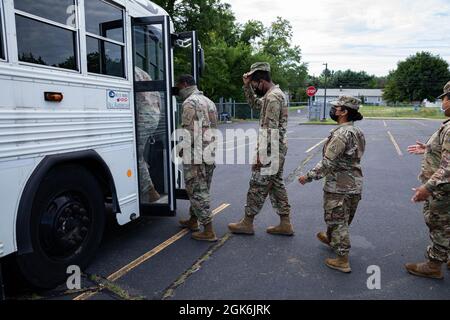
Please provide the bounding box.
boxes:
[115,0,169,18]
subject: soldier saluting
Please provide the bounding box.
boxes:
[405,81,450,279]
[299,96,366,273]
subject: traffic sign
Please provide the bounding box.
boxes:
[306,86,317,97]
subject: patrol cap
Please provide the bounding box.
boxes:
[330,95,361,111]
[245,62,271,77]
[437,81,450,99]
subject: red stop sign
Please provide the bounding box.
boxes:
[306,86,317,97]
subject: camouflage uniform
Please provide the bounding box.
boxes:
[135,66,161,202]
[306,96,366,257]
[243,75,291,218]
[419,119,450,263]
[181,86,218,226]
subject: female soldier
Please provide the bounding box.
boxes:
[299,95,366,273]
[406,81,450,279]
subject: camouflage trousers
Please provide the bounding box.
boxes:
[244,157,291,217]
[184,163,216,226]
[423,191,450,263]
[137,133,155,203]
[324,192,362,257]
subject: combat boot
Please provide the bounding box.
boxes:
[405,260,443,279]
[192,223,218,242]
[266,215,294,236]
[325,255,351,273]
[179,216,200,231]
[148,187,161,203]
[228,215,255,235]
[317,231,331,247]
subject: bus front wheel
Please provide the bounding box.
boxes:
[17,165,105,289]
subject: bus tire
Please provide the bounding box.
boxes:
[16,165,105,289]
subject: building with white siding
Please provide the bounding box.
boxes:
[315,88,385,105]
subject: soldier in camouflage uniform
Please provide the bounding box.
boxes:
[135,66,161,203]
[405,81,450,279]
[177,75,219,242]
[228,62,294,236]
[299,95,365,273]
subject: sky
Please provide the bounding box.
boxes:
[223,0,450,77]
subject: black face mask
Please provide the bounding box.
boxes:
[253,81,265,97]
[329,107,339,122]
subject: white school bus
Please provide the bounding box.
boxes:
[0,0,202,289]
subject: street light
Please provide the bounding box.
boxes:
[322,63,328,121]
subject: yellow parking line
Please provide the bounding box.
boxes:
[73,203,230,300]
[387,131,403,156]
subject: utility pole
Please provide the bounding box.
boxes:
[322,63,328,121]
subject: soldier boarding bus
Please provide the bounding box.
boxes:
[0,0,203,290]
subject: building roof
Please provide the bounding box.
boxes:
[315,88,384,97]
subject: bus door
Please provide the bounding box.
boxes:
[132,16,176,216]
[171,30,204,194]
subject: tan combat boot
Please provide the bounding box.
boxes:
[405,260,444,279]
[179,216,200,231]
[266,215,294,236]
[228,215,255,235]
[148,187,161,203]
[192,223,218,242]
[325,255,351,273]
[317,231,331,247]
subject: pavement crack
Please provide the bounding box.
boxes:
[87,274,145,300]
[161,233,232,300]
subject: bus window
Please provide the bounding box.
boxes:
[14,0,78,70]
[0,3,4,60]
[85,0,125,78]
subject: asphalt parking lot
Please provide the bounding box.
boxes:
[7,112,450,300]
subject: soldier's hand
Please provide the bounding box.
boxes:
[407,141,426,155]
[411,186,431,203]
[298,176,308,185]
[243,73,251,86]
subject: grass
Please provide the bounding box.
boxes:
[301,119,335,125]
[359,105,445,119]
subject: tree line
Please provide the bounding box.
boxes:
[154,0,450,104]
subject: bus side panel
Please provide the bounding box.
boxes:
[96,145,140,226]
[0,158,37,258]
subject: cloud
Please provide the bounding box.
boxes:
[224,0,450,76]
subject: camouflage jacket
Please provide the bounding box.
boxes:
[135,66,161,135]
[181,86,218,164]
[420,119,450,192]
[306,122,366,194]
[243,84,289,164]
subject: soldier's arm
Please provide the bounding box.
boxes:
[258,98,282,164]
[181,101,197,136]
[243,85,263,110]
[306,134,347,181]
[424,128,450,192]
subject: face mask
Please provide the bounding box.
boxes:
[253,81,265,97]
[179,87,194,101]
[329,107,339,122]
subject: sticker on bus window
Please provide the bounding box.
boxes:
[107,90,131,109]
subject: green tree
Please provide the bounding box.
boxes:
[383,52,450,102]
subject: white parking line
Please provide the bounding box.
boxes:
[305,138,328,153]
[387,131,404,156]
